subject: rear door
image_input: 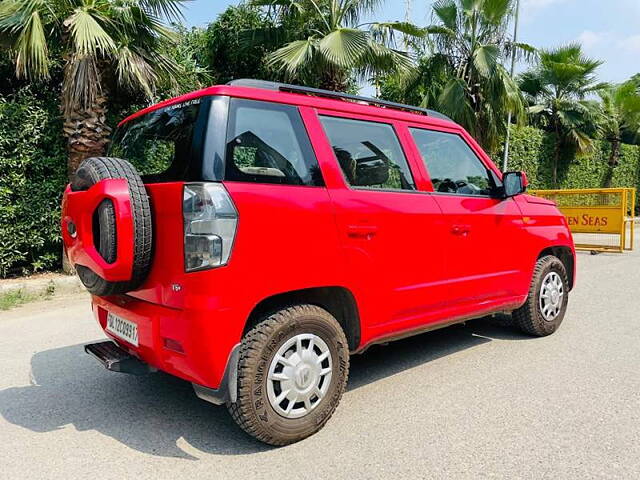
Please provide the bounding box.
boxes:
[407,126,527,309]
[306,110,448,335]
[219,99,344,303]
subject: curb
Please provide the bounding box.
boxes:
[0,275,85,299]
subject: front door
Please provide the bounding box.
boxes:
[407,126,527,310]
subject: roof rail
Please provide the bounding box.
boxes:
[226,79,452,122]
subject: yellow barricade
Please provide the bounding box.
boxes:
[529,188,636,253]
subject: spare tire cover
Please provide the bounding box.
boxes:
[71,157,152,296]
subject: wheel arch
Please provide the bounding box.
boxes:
[538,246,575,290]
[243,286,361,351]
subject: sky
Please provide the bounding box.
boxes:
[184,0,640,84]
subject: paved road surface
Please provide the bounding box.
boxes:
[1,250,639,479]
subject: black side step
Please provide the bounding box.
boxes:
[85,341,154,376]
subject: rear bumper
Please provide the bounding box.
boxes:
[91,294,242,391]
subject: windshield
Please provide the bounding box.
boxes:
[110,99,202,182]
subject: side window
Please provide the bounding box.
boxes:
[319,116,415,191]
[225,99,323,186]
[410,128,494,196]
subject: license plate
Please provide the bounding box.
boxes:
[106,312,139,347]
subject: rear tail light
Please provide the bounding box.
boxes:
[183,183,238,272]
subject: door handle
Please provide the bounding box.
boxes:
[451,224,471,236]
[347,225,378,239]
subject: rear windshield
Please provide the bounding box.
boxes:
[110,99,201,182]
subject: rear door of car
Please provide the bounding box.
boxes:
[404,124,528,310]
[219,98,345,302]
[302,109,449,337]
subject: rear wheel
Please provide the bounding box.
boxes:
[71,157,152,296]
[512,255,569,336]
[227,305,349,445]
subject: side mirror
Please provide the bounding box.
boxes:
[502,171,528,198]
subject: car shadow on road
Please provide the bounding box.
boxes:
[348,316,529,391]
[0,317,529,459]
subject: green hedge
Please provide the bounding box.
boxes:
[1,102,640,278]
[0,88,67,277]
[503,126,640,192]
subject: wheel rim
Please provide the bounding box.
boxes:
[266,333,333,419]
[539,271,564,321]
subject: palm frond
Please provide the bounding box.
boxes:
[138,0,188,22]
[423,24,456,36]
[432,0,458,31]
[341,0,385,27]
[360,40,414,76]
[268,37,318,75]
[481,0,511,25]
[115,46,159,97]
[505,41,537,63]
[438,77,476,134]
[318,28,367,68]
[14,8,49,78]
[472,44,498,77]
[369,21,427,41]
[0,0,52,78]
[66,8,116,56]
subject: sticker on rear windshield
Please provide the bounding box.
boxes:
[165,98,201,111]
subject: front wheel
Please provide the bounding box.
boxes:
[512,255,569,336]
[227,305,350,445]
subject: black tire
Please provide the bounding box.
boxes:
[512,255,569,336]
[227,305,350,446]
[71,157,152,296]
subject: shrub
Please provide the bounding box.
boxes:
[0,87,67,277]
[502,126,640,193]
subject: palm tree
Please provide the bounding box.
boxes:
[249,0,419,92]
[414,0,532,154]
[0,0,188,175]
[381,53,451,108]
[598,81,640,168]
[520,44,604,186]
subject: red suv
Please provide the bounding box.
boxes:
[62,80,575,445]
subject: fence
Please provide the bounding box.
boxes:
[529,188,636,253]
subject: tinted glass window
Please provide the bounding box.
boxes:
[320,116,415,191]
[225,99,323,186]
[110,99,201,182]
[410,128,493,196]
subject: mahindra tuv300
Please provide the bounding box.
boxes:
[61,80,575,445]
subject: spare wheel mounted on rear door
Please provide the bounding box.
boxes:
[62,157,153,296]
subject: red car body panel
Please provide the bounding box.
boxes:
[63,84,576,391]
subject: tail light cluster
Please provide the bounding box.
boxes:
[183,183,238,272]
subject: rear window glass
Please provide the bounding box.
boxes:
[110,100,201,182]
[319,116,415,191]
[224,99,323,186]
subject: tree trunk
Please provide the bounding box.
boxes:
[553,119,560,187]
[552,144,560,187]
[319,68,348,92]
[608,137,621,167]
[602,137,621,188]
[61,94,112,273]
[63,95,112,179]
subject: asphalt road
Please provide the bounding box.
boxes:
[1,250,639,480]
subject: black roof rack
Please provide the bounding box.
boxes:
[226,79,452,122]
